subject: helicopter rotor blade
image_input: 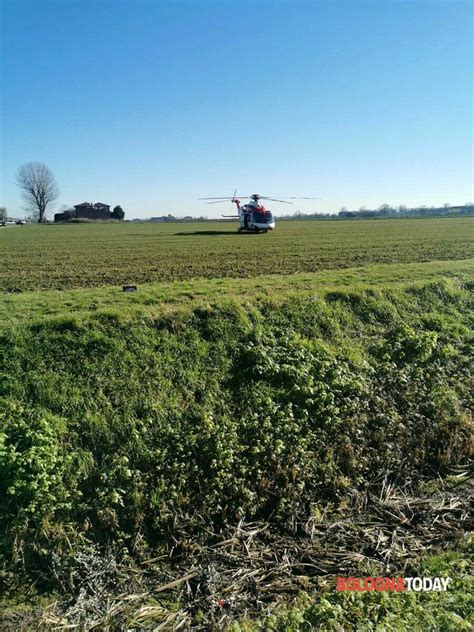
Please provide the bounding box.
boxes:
[259,197,293,204]
[199,196,238,200]
[201,194,319,200]
[231,188,237,212]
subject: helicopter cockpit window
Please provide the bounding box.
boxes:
[253,210,273,222]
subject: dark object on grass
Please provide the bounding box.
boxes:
[123,285,137,292]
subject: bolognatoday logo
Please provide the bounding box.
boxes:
[337,577,451,592]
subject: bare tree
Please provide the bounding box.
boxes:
[16,162,59,223]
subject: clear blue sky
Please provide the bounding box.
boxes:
[1,0,472,218]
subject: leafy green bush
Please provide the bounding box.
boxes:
[0,402,72,516]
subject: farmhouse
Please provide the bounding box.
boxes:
[74,202,111,220]
[54,202,117,222]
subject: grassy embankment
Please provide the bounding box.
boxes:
[1,273,472,622]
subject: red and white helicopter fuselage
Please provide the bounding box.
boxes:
[232,195,276,233]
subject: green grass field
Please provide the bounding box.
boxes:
[1,217,473,292]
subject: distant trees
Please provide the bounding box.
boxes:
[16,162,59,223]
[378,203,393,216]
[0,207,6,225]
[338,207,355,218]
[279,203,474,221]
[112,205,125,220]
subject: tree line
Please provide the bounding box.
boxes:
[280,202,474,221]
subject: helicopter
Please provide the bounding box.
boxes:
[200,192,319,233]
